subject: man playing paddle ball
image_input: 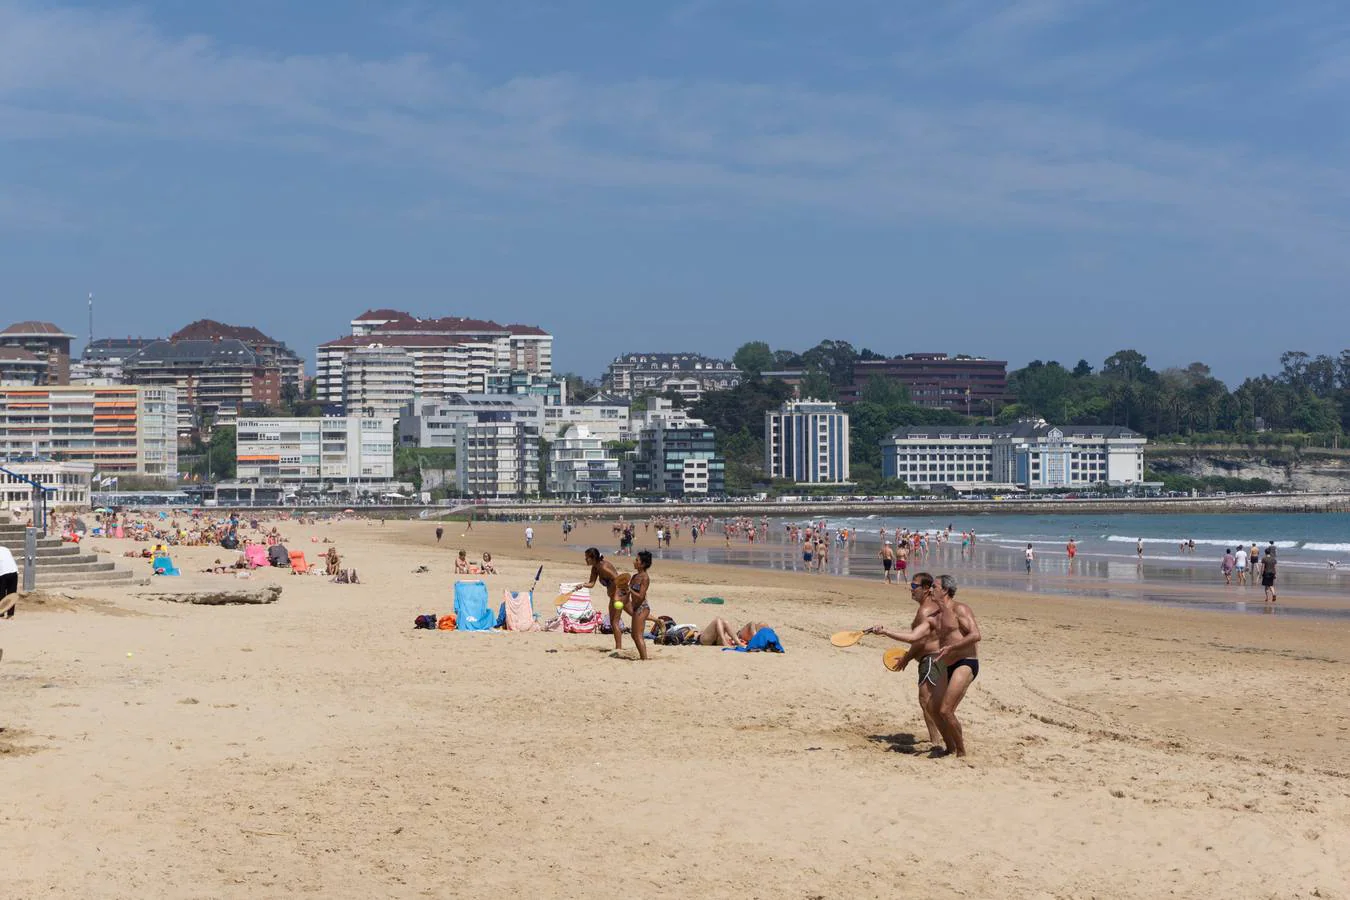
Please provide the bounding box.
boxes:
[867,572,944,750]
[916,575,983,758]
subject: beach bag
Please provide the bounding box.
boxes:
[414,614,438,630]
[437,614,457,631]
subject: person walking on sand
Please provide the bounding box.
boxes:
[1221,548,1235,585]
[524,525,534,549]
[435,526,443,544]
[880,541,895,584]
[1262,546,1278,603]
[1234,543,1248,586]
[867,572,944,750]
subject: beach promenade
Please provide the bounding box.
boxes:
[3,517,1349,898]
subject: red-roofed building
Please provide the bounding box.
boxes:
[169,319,304,393]
[318,310,553,408]
[0,321,74,385]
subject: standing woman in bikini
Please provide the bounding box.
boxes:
[626,550,654,660]
[581,547,625,651]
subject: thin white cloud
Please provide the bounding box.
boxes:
[0,0,1346,265]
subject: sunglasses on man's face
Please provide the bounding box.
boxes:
[910,582,923,590]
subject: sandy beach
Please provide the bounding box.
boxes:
[3,516,1349,898]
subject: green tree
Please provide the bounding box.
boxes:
[192,426,237,481]
[732,341,775,378]
[1294,396,1341,433]
[799,369,836,402]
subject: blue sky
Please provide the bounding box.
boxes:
[1,0,1347,385]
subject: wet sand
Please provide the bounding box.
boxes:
[2,516,1349,898]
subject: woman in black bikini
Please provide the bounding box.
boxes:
[582,547,625,651]
[626,550,654,660]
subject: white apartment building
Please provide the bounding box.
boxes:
[398,395,545,449]
[317,310,552,405]
[764,400,851,484]
[547,426,623,499]
[540,393,632,442]
[455,420,541,498]
[1,459,94,513]
[235,416,395,485]
[881,420,1146,489]
[342,345,416,419]
[0,385,178,478]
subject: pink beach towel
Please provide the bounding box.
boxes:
[503,590,539,632]
[244,544,269,568]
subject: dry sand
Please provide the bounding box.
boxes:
[2,516,1349,899]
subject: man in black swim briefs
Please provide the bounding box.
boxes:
[928,574,982,758]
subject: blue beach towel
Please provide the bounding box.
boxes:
[724,627,784,653]
[453,580,495,631]
[151,555,181,576]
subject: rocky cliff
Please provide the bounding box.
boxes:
[1147,448,1350,492]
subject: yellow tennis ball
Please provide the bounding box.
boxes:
[613,600,624,610]
[126,652,134,658]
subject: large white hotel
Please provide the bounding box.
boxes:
[764,400,851,484]
[881,420,1145,489]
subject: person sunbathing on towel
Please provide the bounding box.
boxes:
[697,617,744,647]
[580,547,626,651]
[737,622,770,646]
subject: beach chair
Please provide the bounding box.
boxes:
[288,550,310,574]
[502,590,539,632]
[453,581,496,631]
[556,586,599,634]
[151,555,181,576]
[244,545,268,568]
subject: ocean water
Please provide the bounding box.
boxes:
[781,512,1350,571]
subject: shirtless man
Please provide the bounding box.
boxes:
[927,574,982,758]
[880,541,896,584]
[867,572,944,749]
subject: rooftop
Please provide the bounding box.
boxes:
[170,319,285,346]
[887,422,1142,440]
[1,321,73,338]
[125,339,262,366]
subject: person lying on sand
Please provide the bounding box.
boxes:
[697,617,743,647]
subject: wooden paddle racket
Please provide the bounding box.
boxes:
[882,647,907,671]
[830,630,866,648]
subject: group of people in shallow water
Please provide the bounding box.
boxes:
[575,547,770,662]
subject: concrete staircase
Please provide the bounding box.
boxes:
[0,520,138,589]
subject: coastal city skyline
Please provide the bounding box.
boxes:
[4,1,1349,386]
